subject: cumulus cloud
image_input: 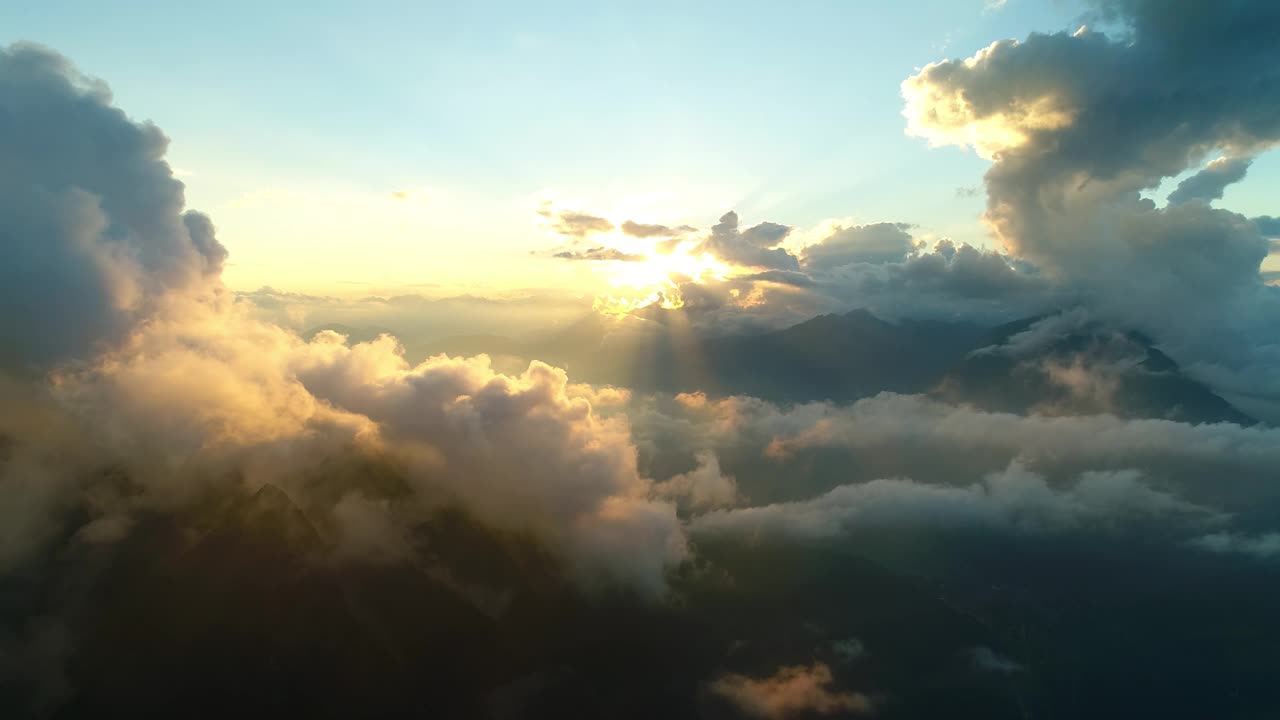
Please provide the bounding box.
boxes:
[709,662,873,718]
[801,222,916,268]
[804,239,1053,325]
[902,0,1280,417]
[40,313,691,595]
[0,43,226,368]
[694,211,800,271]
[294,338,689,593]
[1253,216,1280,238]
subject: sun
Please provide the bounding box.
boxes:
[591,237,737,317]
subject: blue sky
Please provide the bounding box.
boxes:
[4,0,1275,295]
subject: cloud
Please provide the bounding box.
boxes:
[832,638,865,663]
[753,392,1280,481]
[694,211,800,271]
[690,461,1219,541]
[0,45,689,598]
[810,240,1054,323]
[1254,216,1280,238]
[538,206,615,237]
[709,662,873,718]
[739,270,817,288]
[0,43,226,368]
[1191,531,1280,560]
[606,218,1053,334]
[621,220,690,238]
[620,389,1280,547]
[801,222,916,268]
[653,450,739,510]
[554,246,646,262]
[901,0,1280,417]
[902,10,1277,296]
[968,646,1024,674]
[975,308,1094,357]
[294,339,689,593]
[740,221,792,248]
[1167,156,1253,205]
[9,304,691,595]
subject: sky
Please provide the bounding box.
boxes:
[8,2,1280,716]
[8,0,1275,299]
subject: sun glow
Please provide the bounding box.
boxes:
[591,237,737,317]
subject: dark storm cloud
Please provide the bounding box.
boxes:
[0,43,226,368]
[539,206,615,237]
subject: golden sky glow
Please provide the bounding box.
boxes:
[583,233,739,316]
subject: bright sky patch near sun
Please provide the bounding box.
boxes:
[4,0,1278,302]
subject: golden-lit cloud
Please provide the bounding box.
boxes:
[901,39,1078,160]
[709,662,873,718]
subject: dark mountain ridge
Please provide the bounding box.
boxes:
[411,308,1254,425]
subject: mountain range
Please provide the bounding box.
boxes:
[315,308,1254,426]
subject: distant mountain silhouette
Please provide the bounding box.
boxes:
[415,308,1254,424]
[936,317,1256,425]
[304,323,396,346]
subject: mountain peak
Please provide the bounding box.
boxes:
[842,307,883,323]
